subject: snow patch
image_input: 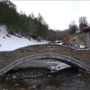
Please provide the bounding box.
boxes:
[0,25,48,51]
[80,45,85,48]
[47,61,70,72]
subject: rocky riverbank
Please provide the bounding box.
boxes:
[0,68,90,90]
[3,68,50,80]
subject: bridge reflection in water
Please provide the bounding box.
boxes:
[0,44,90,90]
[0,53,89,75]
[3,61,70,80]
[1,58,87,81]
[1,66,90,90]
[0,44,90,75]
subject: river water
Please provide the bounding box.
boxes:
[0,68,90,90]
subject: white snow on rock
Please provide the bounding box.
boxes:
[47,61,70,72]
[0,25,48,51]
[80,45,85,48]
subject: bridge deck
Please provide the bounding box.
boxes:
[0,44,90,75]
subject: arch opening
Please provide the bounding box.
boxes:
[0,53,89,75]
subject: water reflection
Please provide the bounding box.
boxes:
[0,68,90,90]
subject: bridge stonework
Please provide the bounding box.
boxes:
[0,44,90,75]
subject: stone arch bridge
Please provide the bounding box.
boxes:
[0,44,90,75]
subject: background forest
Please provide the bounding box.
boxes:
[0,1,89,42]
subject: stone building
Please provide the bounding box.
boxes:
[68,26,90,49]
[81,26,90,48]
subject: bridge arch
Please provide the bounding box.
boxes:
[0,53,89,75]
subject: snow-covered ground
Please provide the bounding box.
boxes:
[0,25,85,52]
[0,25,48,51]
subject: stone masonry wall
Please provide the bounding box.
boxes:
[0,44,90,70]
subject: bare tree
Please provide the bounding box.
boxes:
[69,21,78,34]
[79,16,88,30]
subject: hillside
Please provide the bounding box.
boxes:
[0,2,49,40]
[0,25,48,51]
